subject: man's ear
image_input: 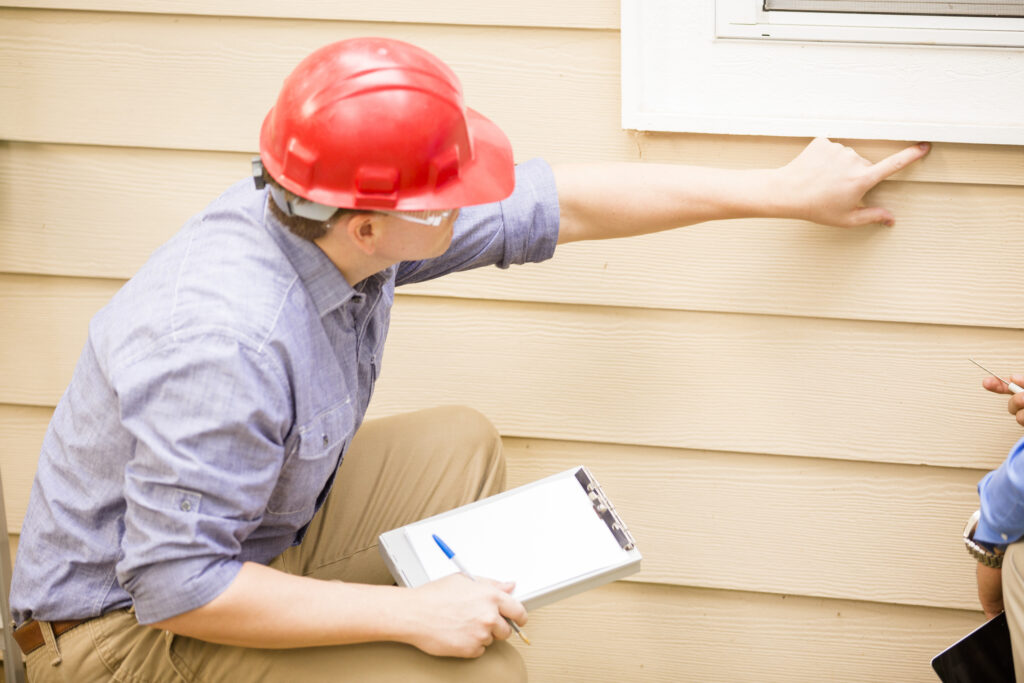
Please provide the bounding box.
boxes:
[343,213,379,256]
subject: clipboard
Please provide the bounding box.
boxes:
[377,466,642,611]
[931,611,1015,683]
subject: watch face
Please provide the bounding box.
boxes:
[971,535,1005,563]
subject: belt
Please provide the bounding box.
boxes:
[13,618,91,656]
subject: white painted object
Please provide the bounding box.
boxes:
[622,0,1024,144]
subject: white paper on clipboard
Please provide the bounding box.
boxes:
[378,466,642,610]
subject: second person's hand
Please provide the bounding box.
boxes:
[983,374,1024,427]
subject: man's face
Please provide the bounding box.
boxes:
[377,208,461,261]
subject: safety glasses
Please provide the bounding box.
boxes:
[375,209,455,227]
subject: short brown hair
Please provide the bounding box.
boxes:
[262,171,362,242]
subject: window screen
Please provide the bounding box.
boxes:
[763,0,1024,17]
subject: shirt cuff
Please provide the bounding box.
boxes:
[122,555,243,625]
[498,158,560,268]
[976,435,1024,546]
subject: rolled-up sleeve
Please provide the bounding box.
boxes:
[396,158,560,285]
[112,333,291,624]
[976,435,1024,545]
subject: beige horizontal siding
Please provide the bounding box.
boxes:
[4,142,1024,328]
[0,403,987,611]
[4,274,1023,467]
[0,1,620,29]
[512,582,981,683]
[0,9,621,160]
[0,527,984,683]
[632,132,1024,186]
[0,405,46,533]
[1,8,1023,187]
[372,297,1024,467]
[405,179,1024,328]
[505,440,983,611]
[2,7,1019,681]
[0,143,245,278]
[0,274,115,408]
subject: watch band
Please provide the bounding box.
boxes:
[964,509,1006,569]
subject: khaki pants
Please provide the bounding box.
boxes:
[26,406,527,682]
[1004,542,1024,681]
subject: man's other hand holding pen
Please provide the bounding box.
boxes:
[405,573,529,658]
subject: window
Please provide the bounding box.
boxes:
[768,1,1024,16]
[716,0,1024,47]
[621,0,1024,144]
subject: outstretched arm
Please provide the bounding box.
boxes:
[553,137,930,244]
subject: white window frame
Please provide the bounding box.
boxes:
[718,0,1024,48]
[622,0,1024,145]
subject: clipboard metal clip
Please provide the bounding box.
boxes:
[574,467,637,552]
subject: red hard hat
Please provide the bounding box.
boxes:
[259,38,515,211]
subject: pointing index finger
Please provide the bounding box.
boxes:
[864,142,930,187]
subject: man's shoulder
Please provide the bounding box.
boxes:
[175,185,302,332]
[95,180,313,368]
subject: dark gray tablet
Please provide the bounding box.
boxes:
[932,612,1015,683]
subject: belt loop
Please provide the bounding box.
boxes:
[38,620,63,666]
[164,629,193,681]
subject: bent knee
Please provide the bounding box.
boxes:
[475,640,527,683]
[438,405,500,449]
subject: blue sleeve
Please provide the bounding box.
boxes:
[396,158,560,285]
[976,435,1024,545]
[112,333,292,624]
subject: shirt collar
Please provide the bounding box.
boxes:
[262,197,361,318]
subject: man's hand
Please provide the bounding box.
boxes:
[405,574,528,658]
[978,562,1005,620]
[776,137,931,228]
[983,374,1024,428]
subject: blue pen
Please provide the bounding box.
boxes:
[432,534,530,645]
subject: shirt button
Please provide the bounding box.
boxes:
[322,435,329,447]
[180,500,192,512]
[1002,533,1009,541]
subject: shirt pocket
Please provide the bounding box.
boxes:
[265,404,354,519]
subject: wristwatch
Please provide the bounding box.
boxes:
[964,509,1007,569]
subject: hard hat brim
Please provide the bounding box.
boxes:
[431,106,516,210]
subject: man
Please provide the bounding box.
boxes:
[967,373,1024,676]
[9,37,929,681]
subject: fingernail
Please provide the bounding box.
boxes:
[918,142,931,151]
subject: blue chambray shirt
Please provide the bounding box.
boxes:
[977,435,1024,546]
[10,159,559,626]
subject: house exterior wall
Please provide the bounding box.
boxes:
[2,4,1022,680]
